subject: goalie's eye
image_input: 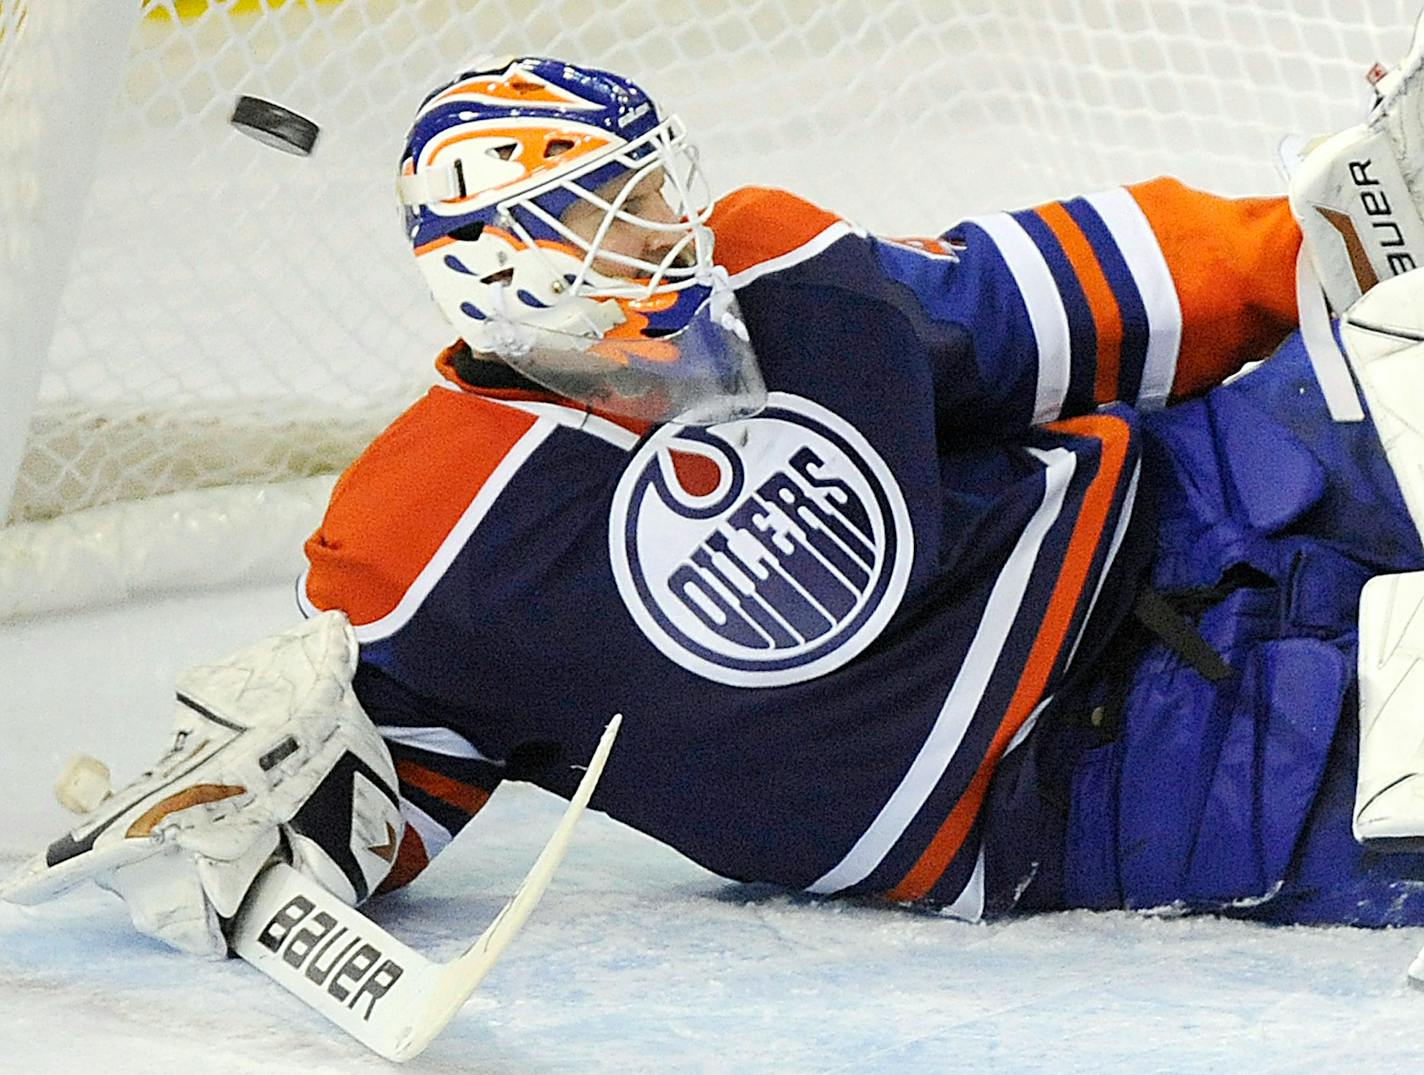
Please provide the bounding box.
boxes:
[489,143,516,161]
[544,138,575,158]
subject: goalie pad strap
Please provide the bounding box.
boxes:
[1294,245,1364,422]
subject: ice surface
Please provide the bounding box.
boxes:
[4,586,1424,1073]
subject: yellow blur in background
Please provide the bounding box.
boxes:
[145,0,345,22]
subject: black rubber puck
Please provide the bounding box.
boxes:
[230,95,320,156]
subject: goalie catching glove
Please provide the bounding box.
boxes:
[0,611,404,958]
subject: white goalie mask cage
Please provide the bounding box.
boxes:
[399,61,767,426]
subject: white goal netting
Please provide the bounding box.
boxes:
[1,0,1417,619]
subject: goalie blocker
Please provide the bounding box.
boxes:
[0,606,623,1061]
[0,611,404,958]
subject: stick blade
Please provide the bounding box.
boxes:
[230,860,438,1061]
[387,712,623,1059]
[230,713,623,1062]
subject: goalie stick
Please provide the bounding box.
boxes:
[229,712,622,1063]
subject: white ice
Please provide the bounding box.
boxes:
[3,586,1424,1074]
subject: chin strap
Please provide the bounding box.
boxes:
[705,266,751,342]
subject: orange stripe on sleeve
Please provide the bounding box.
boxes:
[888,413,1133,902]
[1034,201,1126,403]
[395,758,493,817]
[709,187,844,277]
[1127,178,1301,400]
[303,387,539,626]
[375,824,431,895]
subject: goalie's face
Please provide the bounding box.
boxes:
[559,167,690,281]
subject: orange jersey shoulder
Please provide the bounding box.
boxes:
[303,387,539,626]
[709,186,847,278]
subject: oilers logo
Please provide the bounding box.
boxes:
[609,393,912,687]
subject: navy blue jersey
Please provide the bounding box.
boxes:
[302,181,1302,912]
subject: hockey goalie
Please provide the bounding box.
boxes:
[16,12,1424,1000]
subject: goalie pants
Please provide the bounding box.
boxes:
[1001,330,1424,925]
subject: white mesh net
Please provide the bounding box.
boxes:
[1,0,1419,617]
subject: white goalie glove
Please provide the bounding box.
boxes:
[1290,10,1424,313]
[0,611,404,958]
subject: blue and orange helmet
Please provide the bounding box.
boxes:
[397,57,764,425]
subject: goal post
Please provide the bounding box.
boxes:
[0,0,141,525]
[1,0,1418,621]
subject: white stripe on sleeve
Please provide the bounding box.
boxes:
[376,724,505,766]
[807,447,1076,895]
[967,212,1072,424]
[1083,188,1182,410]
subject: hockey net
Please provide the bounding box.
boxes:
[0,0,1417,620]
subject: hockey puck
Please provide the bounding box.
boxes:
[230,95,320,156]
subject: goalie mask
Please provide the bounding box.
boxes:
[398,57,766,426]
